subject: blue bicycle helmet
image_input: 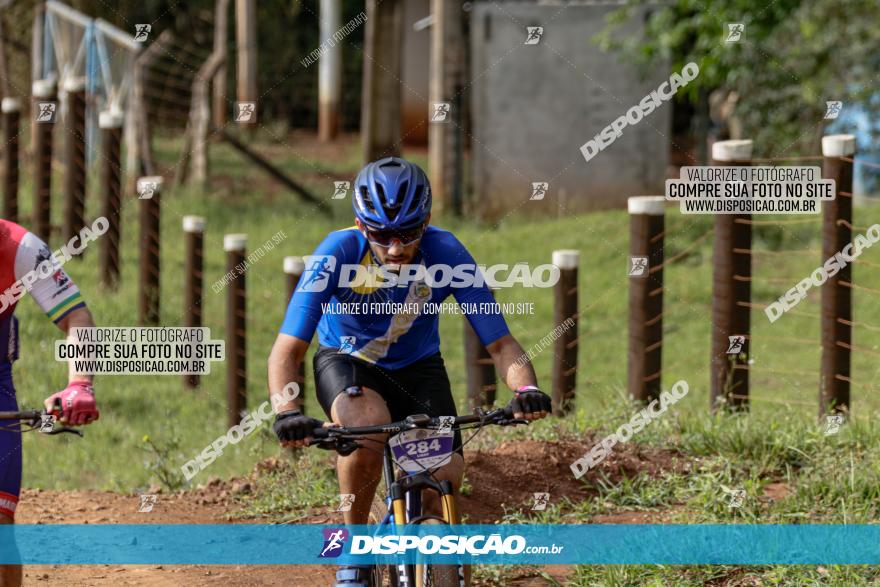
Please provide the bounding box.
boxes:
[352,157,432,230]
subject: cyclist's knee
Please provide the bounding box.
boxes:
[330,386,391,428]
[436,453,465,488]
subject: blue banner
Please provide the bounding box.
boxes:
[1,524,879,565]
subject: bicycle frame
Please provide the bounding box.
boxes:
[376,443,464,587]
[312,408,521,587]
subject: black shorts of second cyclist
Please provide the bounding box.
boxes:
[313,346,463,456]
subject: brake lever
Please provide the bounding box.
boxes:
[43,427,84,437]
[496,417,529,426]
[311,436,358,456]
[311,436,338,449]
[317,439,359,456]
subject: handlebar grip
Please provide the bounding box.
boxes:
[311,426,331,438]
[501,405,515,419]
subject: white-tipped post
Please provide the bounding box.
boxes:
[32,79,56,98]
[628,196,666,216]
[1,98,20,113]
[182,216,206,233]
[552,250,580,270]
[99,108,124,129]
[822,134,856,157]
[62,76,86,93]
[712,139,753,162]
[284,256,305,274]
[224,234,247,252]
[137,176,164,192]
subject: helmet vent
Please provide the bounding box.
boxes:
[410,185,424,211]
[359,186,376,215]
[395,181,408,205]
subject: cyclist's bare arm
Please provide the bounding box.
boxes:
[267,333,308,414]
[486,334,537,390]
[56,306,95,384]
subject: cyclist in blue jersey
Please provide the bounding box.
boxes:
[267,158,551,587]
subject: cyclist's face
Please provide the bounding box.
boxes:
[356,218,428,267]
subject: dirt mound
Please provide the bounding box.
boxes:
[461,435,683,523]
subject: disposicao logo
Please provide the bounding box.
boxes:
[319,528,349,558]
[350,534,529,555]
[299,255,338,292]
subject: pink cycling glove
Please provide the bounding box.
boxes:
[44,381,99,425]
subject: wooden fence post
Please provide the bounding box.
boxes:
[428,0,465,214]
[235,0,258,105]
[138,176,163,325]
[62,77,87,249]
[361,0,403,162]
[318,0,342,141]
[212,0,231,129]
[1,97,20,222]
[465,290,496,411]
[184,216,206,389]
[628,196,665,403]
[284,256,306,414]
[31,4,44,82]
[819,134,856,416]
[710,139,752,411]
[552,250,579,414]
[31,78,57,241]
[99,109,124,288]
[225,234,248,427]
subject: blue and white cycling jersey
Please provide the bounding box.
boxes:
[280,226,509,369]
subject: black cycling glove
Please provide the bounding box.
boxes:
[273,411,324,442]
[509,386,552,416]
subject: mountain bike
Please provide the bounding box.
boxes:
[0,408,84,436]
[311,405,526,587]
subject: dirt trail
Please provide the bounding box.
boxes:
[15,437,682,586]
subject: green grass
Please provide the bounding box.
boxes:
[8,131,880,583]
[10,131,880,490]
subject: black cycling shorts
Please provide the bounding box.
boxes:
[313,346,463,455]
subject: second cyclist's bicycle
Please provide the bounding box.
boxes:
[0,407,83,437]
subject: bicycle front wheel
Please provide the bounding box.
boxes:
[412,519,461,587]
[368,494,390,586]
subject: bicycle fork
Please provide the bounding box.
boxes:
[384,445,465,586]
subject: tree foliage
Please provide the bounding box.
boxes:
[596,0,880,157]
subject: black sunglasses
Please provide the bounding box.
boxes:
[364,225,425,247]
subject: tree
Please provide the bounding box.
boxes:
[597,0,880,158]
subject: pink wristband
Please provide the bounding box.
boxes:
[515,385,540,395]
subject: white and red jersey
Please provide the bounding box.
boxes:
[0,219,86,364]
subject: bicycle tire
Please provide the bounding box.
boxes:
[370,495,463,586]
[369,494,391,586]
[412,518,461,587]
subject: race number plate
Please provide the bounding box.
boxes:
[388,428,454,474]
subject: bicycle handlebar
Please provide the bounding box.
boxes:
[0,410,43,421]
[0,408,84,437]
[309,405,520,452]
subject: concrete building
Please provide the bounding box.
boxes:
[469,1,671,217]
